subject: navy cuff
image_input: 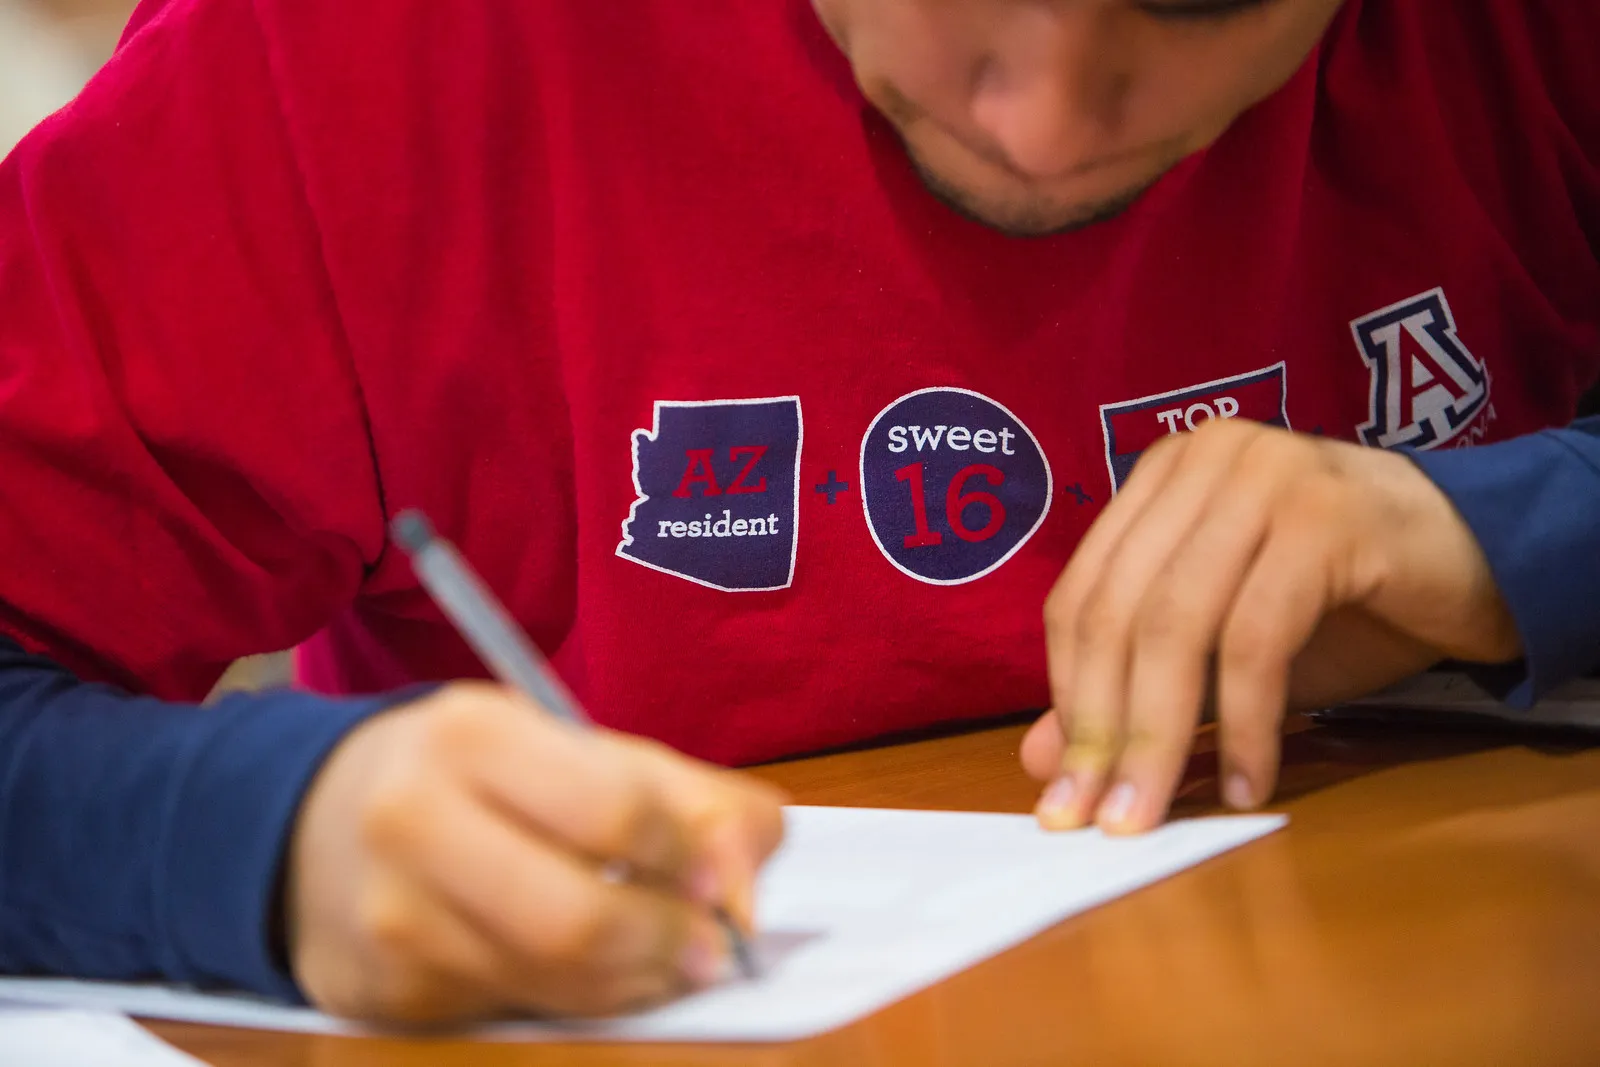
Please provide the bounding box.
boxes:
[1408,419,1600,708]
[160,686,419,1001]
[0,637,429,1001]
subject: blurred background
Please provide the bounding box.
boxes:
[3,0,292,693]
[0,0,130,154]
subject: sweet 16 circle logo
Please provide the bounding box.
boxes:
[859,388,1052,585]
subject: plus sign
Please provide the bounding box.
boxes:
[815,470,850,505]
[1065,483,1093,506]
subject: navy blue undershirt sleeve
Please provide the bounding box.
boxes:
[1408,415,1600,707]
[0,638,420,1000]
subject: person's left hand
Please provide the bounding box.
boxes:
[1020,419,1521,834]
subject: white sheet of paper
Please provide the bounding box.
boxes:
[0,1008,209,1067]
[0,806,1285,1044]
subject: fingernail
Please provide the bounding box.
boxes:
[1225,773,1255,810]
[1036,777,1076,820]
[680,926,726,988]
[1097,782,1138,828]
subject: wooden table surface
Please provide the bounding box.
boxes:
[149,715,1600,1067]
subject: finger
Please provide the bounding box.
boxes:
[366,773,720,1011]
[1215,513,1335,810]
[490,886,726,1019]
[296,867,500,1024]
[335,875,525,1024]
[1051,428,1192,622]
[1020,709,1064,781]
[609,734,787,930]
[419,836,724,1020]
[377,882,699,1023]
[350,798,701,1021]
[1036,442,1189,828]
[1102,451,1281,833]
[1041,425,1258,830]
[1043,432,1189,715]
[427,686,693,885]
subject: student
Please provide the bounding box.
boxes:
[1,0,1596,1024]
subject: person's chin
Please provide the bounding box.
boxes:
[911,155,1159,238]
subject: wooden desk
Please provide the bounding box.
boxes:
[149,717,1600,1066]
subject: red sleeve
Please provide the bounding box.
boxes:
[0,0,382,698]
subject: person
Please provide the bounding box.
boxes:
[1,0,1596,1025]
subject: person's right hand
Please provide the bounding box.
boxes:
[283,682,787,1025]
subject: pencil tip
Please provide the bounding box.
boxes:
[715,909,760,980]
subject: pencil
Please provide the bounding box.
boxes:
[390,509,759,982]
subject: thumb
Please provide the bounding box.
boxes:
[610,733,787,929]
[1020,710,1066,782]
[693,801,785,932]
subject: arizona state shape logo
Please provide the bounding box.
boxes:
[618,397,803,592]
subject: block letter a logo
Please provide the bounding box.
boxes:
[1352,287,1489,451]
